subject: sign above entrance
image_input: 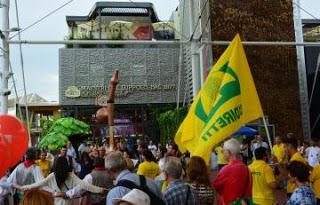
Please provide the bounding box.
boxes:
[65,86,81,98]
[96,94,109,106]
[65,84,176,98]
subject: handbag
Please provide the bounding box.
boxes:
[231,197,255,205]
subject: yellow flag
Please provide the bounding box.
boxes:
[175,34,263,162]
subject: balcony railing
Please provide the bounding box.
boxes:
[67,21,177,42]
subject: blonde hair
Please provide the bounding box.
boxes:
[19,189,54,205]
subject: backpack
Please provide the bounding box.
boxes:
[116,175,166,205]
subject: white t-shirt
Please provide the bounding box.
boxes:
[251,141,269,152]
[307,146,320,167]
[67,147,77,159]
[148,144,157,157]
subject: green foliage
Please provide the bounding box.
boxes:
[38,132,68,151]
[66,34,74,48]
[304,35,320,42]
[38,117,91,151]
[40,114,61,137]
[156,107,187,145]
[66,32,96,48]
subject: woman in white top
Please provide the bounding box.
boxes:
[14,157,106,205]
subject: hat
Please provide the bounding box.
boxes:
[112,189,150,205]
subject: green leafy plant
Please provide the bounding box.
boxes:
[38,117,91,151]
[40,114,61,137]
[156,107,187,145]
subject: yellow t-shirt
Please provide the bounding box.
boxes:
[215,146,228,165]
[310,165,320,199]
[35,159,51,177]
[137,161,161,179]
[287,152,308,193]
[249,160,276,205]
[272,143,286,163]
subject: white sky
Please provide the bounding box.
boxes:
[3,0,320,102]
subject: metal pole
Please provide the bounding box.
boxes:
[206,41,320,47]
[7,39,320,46]
[176,44,183,109]
[14,0,31,146]
[189,0,200,97]
[293,0,311,140]
[0,0,10,114]
[8,40,187,45]
[262,117,273,152]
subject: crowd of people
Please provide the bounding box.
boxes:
[0,134,319,205]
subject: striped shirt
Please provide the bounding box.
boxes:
[189,183,214,205]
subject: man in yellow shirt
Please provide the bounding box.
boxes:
[137,150,161,179]
[215,144,228,170]
[272,136,286,163]
[310,164,320,204]
[249,147,277,205]
[285,137,307,197]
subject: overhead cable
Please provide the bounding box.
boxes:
[10,0,74,40]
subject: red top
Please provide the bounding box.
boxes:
[213,159,252,205]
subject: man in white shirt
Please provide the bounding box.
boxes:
[148,140,157,157]
[67,141,77,159]
[6,148,44,204]
[78,141,90,156]
[55,146,80,173]
[251,135,269,154]
[307,137,320,167]
[0,174,12,205]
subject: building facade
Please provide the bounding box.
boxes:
[59,2,186,139]
[209,0,305,139]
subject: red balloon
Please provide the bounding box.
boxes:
[0,115,28,167]
[0,142,11,177]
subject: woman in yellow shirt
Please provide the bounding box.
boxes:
[35,151,51,177]
[272,136,286,163]
[137,150,160,179]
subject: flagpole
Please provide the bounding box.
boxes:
[262,116,273,151]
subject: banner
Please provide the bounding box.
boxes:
[175,34,263,162]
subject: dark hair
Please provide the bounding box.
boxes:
[242,138,250,145]
[142,150,156,162]
[186,156,210,186]
[254,147,267,160]
[287,161,310,183]
[26,148,37,160]
[53,157,70,189]
[123,149,133,158]
[158,146,167,158]
[285,137,298,149]
[80,152,91,163]
[61,146,67,149]
[138,143,147,150]
[169,143,179,151]
[93,157,105,167]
